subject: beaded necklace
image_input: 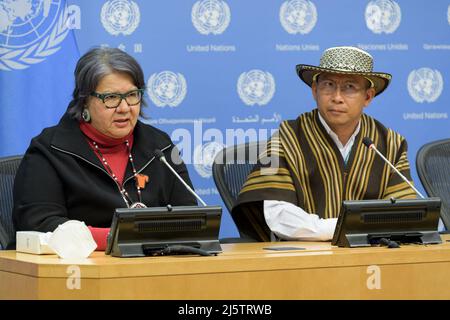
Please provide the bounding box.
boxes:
[91,140,146,208]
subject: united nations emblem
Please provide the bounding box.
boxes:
[407,68,443,103]
[193,142,225,178]
[365,0,401,34]
[100,0,140,36]
[279,0,317,35]
[191,0,231,35]
[237,70,276,106]
[147,71,187,108]
[0,0,72,71]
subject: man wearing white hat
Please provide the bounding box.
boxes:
[233,46,416,242]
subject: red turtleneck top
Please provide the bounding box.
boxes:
[79,122,134,250]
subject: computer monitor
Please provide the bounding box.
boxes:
[105,205,222,257]
[332,197,442,247]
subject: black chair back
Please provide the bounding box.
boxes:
[213,142,270,241]
[0,155,22,249]
[416,139,450,229]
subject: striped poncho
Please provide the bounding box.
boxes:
[232,109,416,241]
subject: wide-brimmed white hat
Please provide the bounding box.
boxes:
[296,46,392,96]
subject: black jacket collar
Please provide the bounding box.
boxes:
[50,113,172,176]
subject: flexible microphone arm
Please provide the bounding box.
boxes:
[362,137,425,199]
[154,149,207,206]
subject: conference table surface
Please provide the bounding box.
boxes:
[1,235,450,299]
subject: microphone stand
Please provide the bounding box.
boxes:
[363,137,425,199]
[155,149,207,206]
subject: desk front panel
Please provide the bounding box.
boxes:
[1,238,449,299]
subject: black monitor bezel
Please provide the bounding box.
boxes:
[105,205,222,257]
[332,197,442,247]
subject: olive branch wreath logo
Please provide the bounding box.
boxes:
[0,7,71,71]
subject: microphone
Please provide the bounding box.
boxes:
[362,137,425,198]
[154,149,207,206]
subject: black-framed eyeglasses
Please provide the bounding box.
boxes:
[316,79,365,98]
[90,89,145,109]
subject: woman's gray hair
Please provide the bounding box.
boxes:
[67,47,147,120]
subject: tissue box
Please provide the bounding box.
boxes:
[16,231,55,255]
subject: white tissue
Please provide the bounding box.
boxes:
[47,220,97,259]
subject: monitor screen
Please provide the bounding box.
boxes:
[105,205,222,257]
[332,197,442,247]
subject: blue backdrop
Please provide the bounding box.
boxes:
[1,0,449,238]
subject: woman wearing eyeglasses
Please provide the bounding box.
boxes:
[13,48,197,250]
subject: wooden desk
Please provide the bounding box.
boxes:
[1,236,450,299]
